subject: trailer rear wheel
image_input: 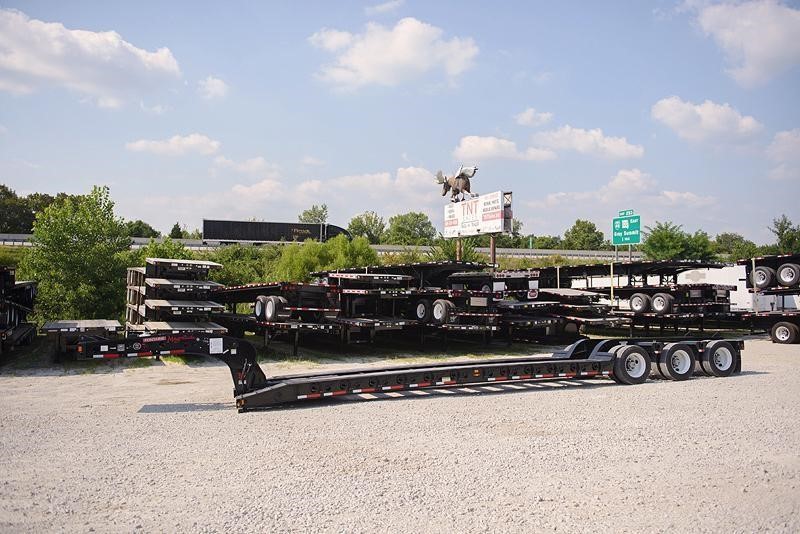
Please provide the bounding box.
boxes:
[254,296,269,321]
[776,263,800,287]
[264,296,283,322]
[629,293,651,314]
[700,341,738,377]
[613,345,651,385]
[432,299,453,324]
[752,266,776,289]
[414,299,433,323]
[658,343,696,380]
[651,293,674,315]
[771,322,798,344]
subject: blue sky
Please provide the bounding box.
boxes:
[1,0,798,243]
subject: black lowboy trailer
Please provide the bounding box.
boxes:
[74,333,744,412]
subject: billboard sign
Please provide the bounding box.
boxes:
[612,212,641,245]
[443,191,511,238]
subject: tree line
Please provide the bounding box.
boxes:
[2,185,797,324]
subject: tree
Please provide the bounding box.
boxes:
[19,186,131,322]
[383,212,437,245]
[562,219,604,250]
[126,237,193,267]
[642,221,715,261]
[532,235,562,249]
[0,185,34,233]
[769,215,800,253]
[347,211,386,244]
[201,244,282,286]
[714,232,758,260]
[169,222,183,239]
[298,204,328,224]
[271,235,378,282]
[125,219,160,238]
[427,235,482,263]
[683,230,715,261]
[642,222,687,260]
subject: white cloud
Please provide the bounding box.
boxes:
[301,155,325,167]
[125,133,220,156]
[531,168,714,209]
[231,179,284,199]
[308,29,354,52]
[514,107,553,127]
[606,168,657,192]
[453,136,556,162]
[214,155,272,174]
[651,96,762,142]
[197,76,228,99]
[0,124,7,135]
[658,190,715,207]
[365,0,405,16]
[767,129,800,180]
[695,0,800,87]
[533,125,644,159]
[309,17,478,90]
[0,8,180,107]
[139,101,169,115]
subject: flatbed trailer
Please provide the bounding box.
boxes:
[1,266,37,356]
[742,310,800,344]
[73,333,744,412]
[735,253,800,343]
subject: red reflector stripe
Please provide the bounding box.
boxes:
[104,353,120,359]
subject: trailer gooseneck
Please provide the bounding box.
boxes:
[76,333,744,412]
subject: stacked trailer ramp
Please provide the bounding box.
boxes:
[126,258,226,335]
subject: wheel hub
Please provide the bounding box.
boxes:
[776,326,790,341]
[713,347,732,370]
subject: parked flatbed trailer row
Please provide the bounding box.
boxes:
[72,333,742,412]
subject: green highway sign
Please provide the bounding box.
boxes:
[612,212,641,245]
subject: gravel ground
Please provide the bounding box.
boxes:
[1,337,798,533]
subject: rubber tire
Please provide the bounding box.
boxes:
[700,341,738,377]
[629,293,651,314]
[651,293,674,315]
[776,263,800,288]
[413,299,433,323]
[658,343,696,381]
[613,345,651,385]
[264,296,282,322]
[254,295,269,321]
[771,322,798,344]
[432,299,453,325]
[752,266,776,289]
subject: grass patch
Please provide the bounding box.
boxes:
[127,357,154,368]
[160,355,191,365]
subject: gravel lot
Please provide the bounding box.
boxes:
[1,337,798,533]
